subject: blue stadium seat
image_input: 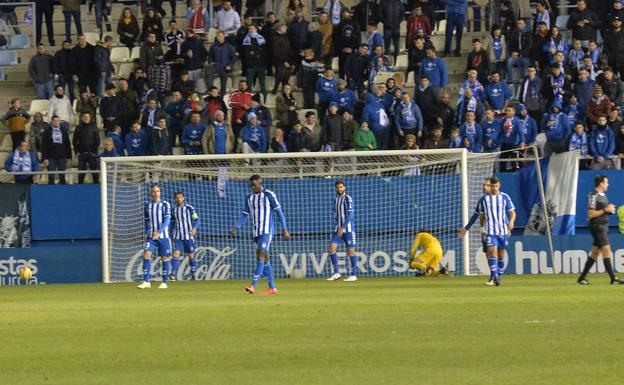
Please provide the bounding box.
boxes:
[8,34,29,49]
[0,50,17,65]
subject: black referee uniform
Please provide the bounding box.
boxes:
[578,188,623,285]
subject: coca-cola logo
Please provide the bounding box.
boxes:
[124,246,234,281]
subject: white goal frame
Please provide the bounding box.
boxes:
[100,148,548,283]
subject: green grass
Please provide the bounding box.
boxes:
[1,275,623,385]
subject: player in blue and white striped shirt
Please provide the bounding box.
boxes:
[230,175,290,295]
[327,180,358,282]
[475,176,516,286]
[138,185,173,289]
[171,192,200,281]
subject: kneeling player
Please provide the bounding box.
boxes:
[171,192,200,280]
[327,180,358,282]
[138,185,173,289]
[409,231,450,276]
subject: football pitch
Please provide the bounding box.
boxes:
[2,275,623,385]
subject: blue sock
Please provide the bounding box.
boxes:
[350,255,357,276]
[488,258,499,280]
[171,257,180,276]
[143,258,151,282]
[251,261,265,288]
[498,259,505,278]
[330,253,339,274]
[190,258,197,276]
[264,262,276,289]
[162,259,171,283]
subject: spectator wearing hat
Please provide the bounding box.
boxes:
[332,79,357,114]
[4,140,41,184]
[321,102,344,151]
[270,23,294,94]
[203,110,234,154]
[240,112,268,155]
[589,115,616,169]
[588,85,614,126]
[542,100,570,155]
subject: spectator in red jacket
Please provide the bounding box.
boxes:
[406,5,432,47]
[229,80,254,141]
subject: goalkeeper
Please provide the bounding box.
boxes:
[409,231,450,276]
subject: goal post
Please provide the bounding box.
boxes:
[100,149,500,283]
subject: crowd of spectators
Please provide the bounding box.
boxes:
[4,0,624,184]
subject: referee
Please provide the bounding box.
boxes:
[578,175,623,285]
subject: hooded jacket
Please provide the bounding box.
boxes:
[589,124,615,159]
[542,103,571,143]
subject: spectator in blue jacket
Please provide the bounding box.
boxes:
[484,72,512,114]
[182,111,208,154]
[542,100,571,155]
[459,111,483,152]
[444,0,467,57]
[500,106,525,171]
[240,112,267,155]
[456,87,485,125]
[394,92,424,142]
[516,104,537,147]
[362,91,391,150]
[106,124,125,156]
[164,90,188,149]
[99,138,120,158]
[573,68,595,110]
[208,30,236,96]
[568,122,589,168]
[316,68,337,120]
[3,140,40,183]
[564,95,586,128]
[589,115,616,169]
[125,122,150,156]
[482,108,502,152]
[332,79,357,113]
[366,22,384,58]
[419,47,448,89]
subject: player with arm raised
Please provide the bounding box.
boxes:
[171,192,200,281]
[138,185,173,289]
[327,180,358,282]
[476,176,515,286]
[578,175,623,285]
[459,178,493,284]
[230,175,290,295]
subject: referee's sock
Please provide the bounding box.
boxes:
[162,259,171,283]
[579,257,596,281]
[143,258,151,282]
[251,261,265,288]
[263,262,276,289]
[604,258,616,281]
[330,253,339,274]
[487,258,499,280]
[171,257,180,276]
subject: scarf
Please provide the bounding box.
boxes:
[551,74,564,98]
[521,75,540,101]
[466,96,477,112]
[569,49,584,70]
[242,32,266,46]
[503,118,514,136]
[123,16,132,25]
[401,102,416,124]
[52,126,63,144]
[465,121,476,136]
[591,94,605,104]
[324,0,341,25]
[11,150,31,172]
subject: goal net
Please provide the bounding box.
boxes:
[100,150,498,283]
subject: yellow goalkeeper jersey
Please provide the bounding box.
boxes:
[410,232,443,258]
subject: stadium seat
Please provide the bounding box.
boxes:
[110,47,130,63]
[433,20,446,35]
[0,50,18,65]
[1,134,12,151]
[212,76,233,92]
[115,62,134,79]
[264,93,276,108]
[405,71,415,87]
[400,21,407,37]
[130,46,141,61]
[395,54,408,70]
[8,34,29,49]
[222,93,230,107]
[84,32,100,45]
[332,56,339,71]
[207,28,218,43]
[597,30,603,46]
[28,99,49,116]
[555,15,569,30]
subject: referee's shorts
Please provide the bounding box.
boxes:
[589,224,610,248]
